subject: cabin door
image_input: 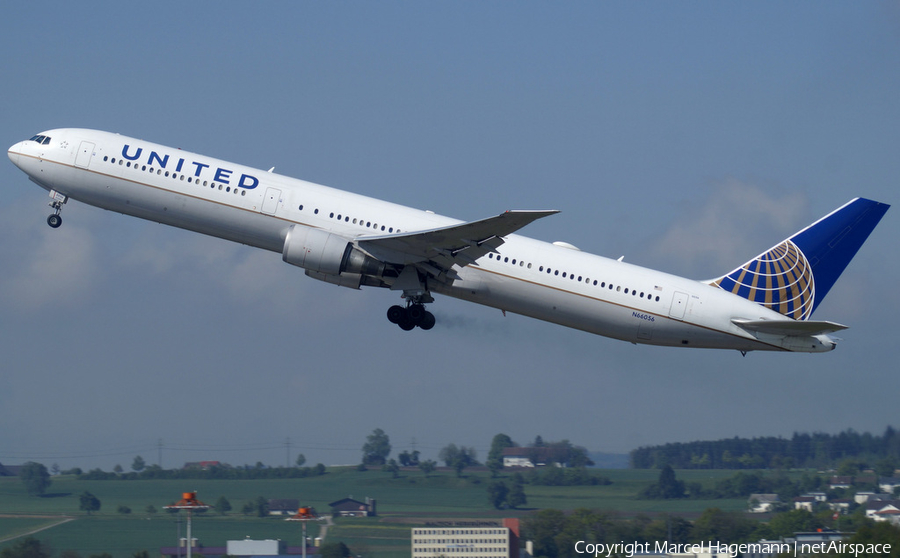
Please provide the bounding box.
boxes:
[75,141,94,168]
[668,291,688,320]
[261,187,281,215]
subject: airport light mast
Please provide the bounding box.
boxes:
[287,505,321,558]
[164,491,209,558]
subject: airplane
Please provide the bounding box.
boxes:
[8,129,889,353]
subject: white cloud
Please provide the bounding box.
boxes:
[650,179,808,278]
[0,206,100,311]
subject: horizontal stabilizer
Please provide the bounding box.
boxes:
[732,318,847,337]
[357,210,558,270]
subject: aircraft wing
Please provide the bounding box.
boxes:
[732,318,848,337]
[356,210,558,274]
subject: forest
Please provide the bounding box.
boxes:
[630,426,900,469]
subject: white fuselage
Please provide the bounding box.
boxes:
[8,128,834,352]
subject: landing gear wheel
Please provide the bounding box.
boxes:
[388,292,437,331]
[419,311,436,330]
[387,305,406,324]
[47,214,62,228]
[407,304,426,324]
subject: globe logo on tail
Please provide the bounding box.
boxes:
[712,240,815,321]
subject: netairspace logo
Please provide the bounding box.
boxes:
[574,539,892,557]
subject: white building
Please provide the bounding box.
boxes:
[412,519,519,558]
[227,539,285,556]
[879,477,900,494]
[748,494,780,513]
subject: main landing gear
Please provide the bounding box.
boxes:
[387,267,436,331]
[47,190,67,228]
[387,303,436,331]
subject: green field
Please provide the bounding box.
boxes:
[0,467,752,557]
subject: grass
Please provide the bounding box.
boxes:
[327,518,415,558]
[0,467,759,557]
[0,517,72,542]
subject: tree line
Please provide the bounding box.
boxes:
[630,426,900,469]
[75,462,327,481]
[639,465,835,503]
[359,429,596,478]
[521,505,900,558]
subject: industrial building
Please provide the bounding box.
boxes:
[411,519,519,558]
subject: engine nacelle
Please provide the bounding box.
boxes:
[282,225,385,278]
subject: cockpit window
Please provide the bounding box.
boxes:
[28,135,51,145]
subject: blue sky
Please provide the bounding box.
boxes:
[1,2,897,471]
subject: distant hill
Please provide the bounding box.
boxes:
[588,452,629,469]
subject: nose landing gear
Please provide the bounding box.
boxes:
[47,190,67,228]
[387,303,436,331]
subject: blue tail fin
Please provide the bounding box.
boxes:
[709,197,889,319]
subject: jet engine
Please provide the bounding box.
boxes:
[282,224,385,281]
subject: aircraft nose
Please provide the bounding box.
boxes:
[8,141,23,167]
